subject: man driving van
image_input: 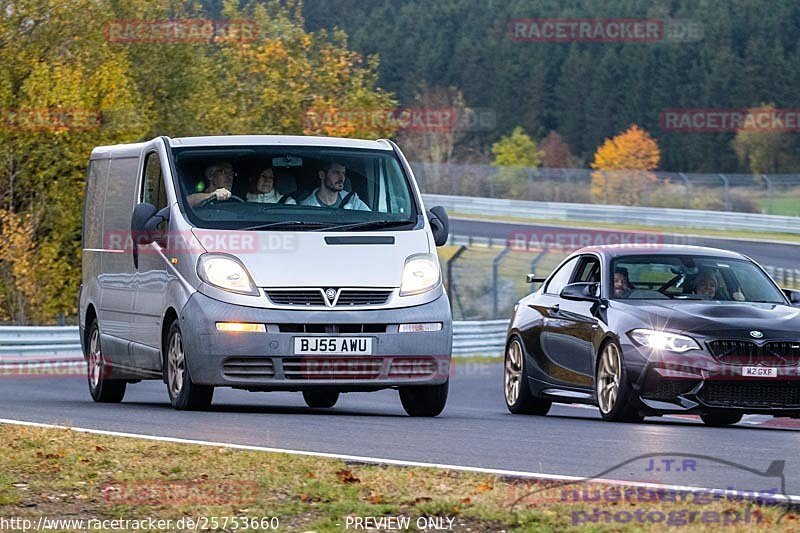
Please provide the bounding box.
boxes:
[187,161,236,207]
[300,161,370,210]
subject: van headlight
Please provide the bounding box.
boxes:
[400,253,441,296]
[197,254,258,296]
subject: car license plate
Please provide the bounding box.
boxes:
[742,366,777,378]
[294,337,373,355]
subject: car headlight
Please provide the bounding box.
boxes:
[629,329,700,353]
[400,253,441,296]
[197,254,258,296]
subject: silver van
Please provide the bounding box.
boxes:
[79,136,452,416]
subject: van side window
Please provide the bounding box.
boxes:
[142,152,168,211]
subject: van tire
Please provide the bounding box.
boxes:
[399,380,448,417]
[86,318,126,403]
[165,321,213,411]
[302,391,340,408]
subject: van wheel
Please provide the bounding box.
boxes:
[86,318,126,403]
[700,413,742,426]
[505,337,551,415]
[399,380,448,417]
[165,321,213,411]
[303,391,340,408]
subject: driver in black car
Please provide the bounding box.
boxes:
[613,266,633,298]
[187,161,236,207]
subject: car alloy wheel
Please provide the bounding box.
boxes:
[597,342,622,415]
[505,339,524,406]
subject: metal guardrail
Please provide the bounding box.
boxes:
[0,322,509,364]
[452,320,508,356]
[423,193,800,235]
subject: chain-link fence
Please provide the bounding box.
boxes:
[411,162,800,216]
[440,236,800,321]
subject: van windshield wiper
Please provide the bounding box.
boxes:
[310,219,415,232]
[240,220,331,231]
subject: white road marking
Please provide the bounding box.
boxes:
[0,417,796,503]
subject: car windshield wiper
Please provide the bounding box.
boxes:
[310,219,416,232]
[240,220,331,231]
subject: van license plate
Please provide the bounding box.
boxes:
[742,366,777,378]
[294,337,373,355]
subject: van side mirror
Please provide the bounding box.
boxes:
[560,282,600,301]
[132,203,157,243]
[427,206,449,247]
[783,288,800,306]
[131,203,170,268]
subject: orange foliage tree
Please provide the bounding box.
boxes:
[590,125,660,206]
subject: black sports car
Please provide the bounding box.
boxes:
[503,244,800,425]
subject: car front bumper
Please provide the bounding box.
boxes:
[621,341,800,415]
[179,290,453,391]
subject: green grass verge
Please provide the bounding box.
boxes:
[0,424,791,532]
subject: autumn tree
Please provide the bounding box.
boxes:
[490,127,541,198]
[539,131,575,168]
[731,105,800,175]
[590,125,660,206]
[0,0,394,323]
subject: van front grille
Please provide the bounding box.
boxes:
[265,289,392,307]
[282,357,382,380]
[266,290,326,306]
[337,290,392,306]
[276,324,387,333]
[222,357,275,380]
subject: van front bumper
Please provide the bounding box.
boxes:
[179,291,453,391]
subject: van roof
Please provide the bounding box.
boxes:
[91,135,394,159]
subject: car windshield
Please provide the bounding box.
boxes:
[171,145,418,230]
[611,255,785,304]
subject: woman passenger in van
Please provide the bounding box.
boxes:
[246,167,296,204]
[187,161,236,207]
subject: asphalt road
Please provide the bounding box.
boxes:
[2,364,799,497]
[449,218,800,271]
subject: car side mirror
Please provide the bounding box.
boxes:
[560,282,600,301]
[427,205,449,247]
[783,288,800,306]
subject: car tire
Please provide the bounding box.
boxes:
[399,380,448,417]
[303,391,340,408]
[86,318,126,403]
[504,337,551,415]
[595,339,642,422]
[165,321,213,411]
[700,413,742,427]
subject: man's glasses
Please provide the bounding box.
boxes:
[213,168,236,177]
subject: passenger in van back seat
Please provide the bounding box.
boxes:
[246,167,296,204]
[187,161,236,206]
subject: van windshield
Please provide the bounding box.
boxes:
[171,145,419,230]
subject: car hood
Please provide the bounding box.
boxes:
[612,300,800,338]
[190,227,431,287]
